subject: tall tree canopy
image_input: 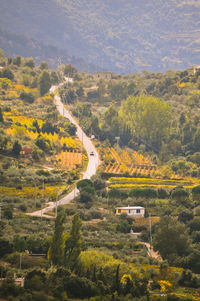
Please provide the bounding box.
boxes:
[49,211,66,266]
[153,216,191,264]
[65,213,82,270]
[39,70,51,96]
[119,95,172,150]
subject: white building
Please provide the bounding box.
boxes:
[115,206,145,218]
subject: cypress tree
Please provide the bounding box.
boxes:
[39,70,51,96]
[49,211,66,266]
[65,213,82,270]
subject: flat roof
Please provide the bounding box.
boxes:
[116,206,144,210]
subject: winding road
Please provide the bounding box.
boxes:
[27,85,100,218]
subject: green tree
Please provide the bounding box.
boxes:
[76,86,84,97]
[0,49,4,57]
[24,57,35,68]
[192,185,200,201]
[4,207,13,219]
[119,94,171,150]
[13,56,22,66]
[171,188,189,203]
[49,211,66,266]
[77,179,95,204]
[0,108,3,122]
[153,216,191,264]
[40,61,49,70]
[39,70,51,96]
[51,70,59,84]
[65,213,82,270]
[0,68,14,80]
[193,127,200,152]
[64,64,77,77]
[12,141,22,156]
[97,79,106,97]
[20,91,35,103]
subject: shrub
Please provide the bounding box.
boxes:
[20,91,35,103]
[157,188,169,199]
[18,204,27,212]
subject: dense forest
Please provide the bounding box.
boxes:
[1,50,200,300]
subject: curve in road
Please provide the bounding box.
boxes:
[27,86,100,218]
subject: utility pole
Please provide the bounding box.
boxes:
[149,213,152,258]
[42,180,44,200]
[81,130,84,174]
[19,253,22,269]
[115,136,120,152]
[55,187,58,218]
[34,183,37,208]
[0,203,2,221]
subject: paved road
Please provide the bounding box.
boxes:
[27,85,100,218]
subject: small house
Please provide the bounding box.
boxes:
[93,71,114,80]
[115,206,145,218]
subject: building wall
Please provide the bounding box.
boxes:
[93,72,113,80]
[116,208,145,217]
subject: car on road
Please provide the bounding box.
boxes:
[90,151,94,156]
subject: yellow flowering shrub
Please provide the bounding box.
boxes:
[158,280,172,293]
[0,186,57,199]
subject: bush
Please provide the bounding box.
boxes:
[18,204,27,212]
[25,269,46,291]
[171,188,189,202]
[65,276,98,298]
[20,91,35,103]
[0,238,13,257]
[4,207,13,219]
[157,188,169,199]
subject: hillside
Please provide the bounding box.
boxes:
[0,27,101,73]
[0,0,200,73]
[1,53,200,300]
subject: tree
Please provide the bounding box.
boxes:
[0,238,13,257]
[0,68,14,80]
[12,141,22,156]
[0,48,4,57]
[64,64,77,77]
[119,94,171,150]
[65,213,82,270]
[39,70,51,96]
[51,70,59,84]
[76,86,84,97]
[153,216,191,264]
[40,61,49,70]
[192,185,200,201]
[193,127,200,152]
[24,57,35,68]
[13,56,22,66]
[77,180,95,204]
[171,188,189,203]
[49,211,66,266]
[0,108,3,122]
[97,79,106,97]
[20,91,35,103]
[178,210,193,223]
[102,104,119,140]
[4,207,13,219]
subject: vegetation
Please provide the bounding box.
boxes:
[1,1,200,73]
[1,50,200,300]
